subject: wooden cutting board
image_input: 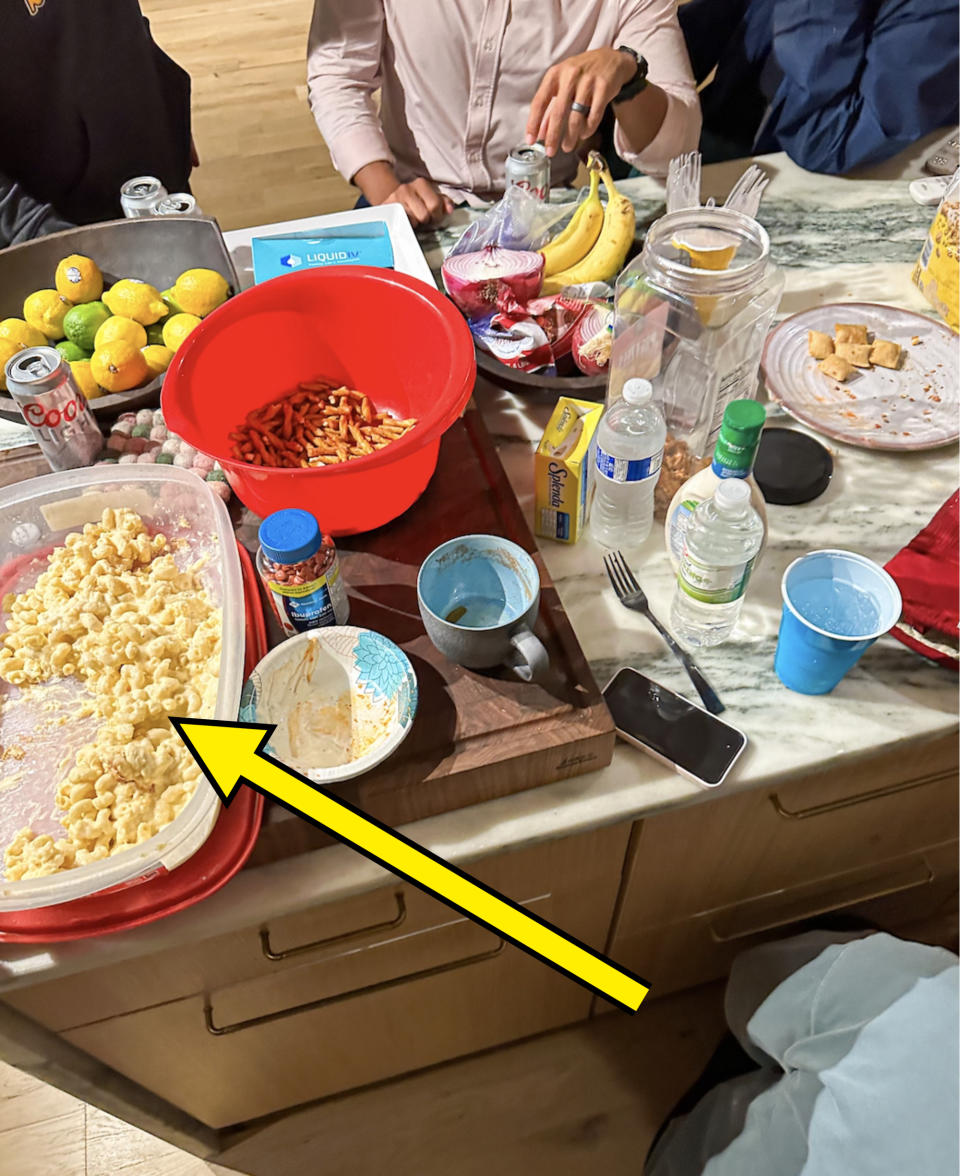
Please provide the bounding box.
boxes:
[245,406,615,866]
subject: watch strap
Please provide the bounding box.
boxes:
[612,46,649,104]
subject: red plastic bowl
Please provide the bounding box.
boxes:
[162,266,475,535]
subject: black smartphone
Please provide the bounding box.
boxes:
[603,667,747,788]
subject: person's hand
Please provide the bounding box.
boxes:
[526,48,638,157]
[382,178,455,227]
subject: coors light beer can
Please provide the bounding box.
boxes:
[4,348,103,471]
[505,143,551,200]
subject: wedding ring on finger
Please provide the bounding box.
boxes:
[570,101,591,115]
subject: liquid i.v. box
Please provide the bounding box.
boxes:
[252,222,395,283]
[535,397,603,544]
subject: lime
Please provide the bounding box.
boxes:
[23,290,72,340]
[0,318,46,349]
[70,359,102,401]
[161,287,185,316]
[91,341,149,393]
[173,268,230,317]
[145,319,168,346]
[56,340,89,362]
[103,279,167,325]
[55,255,104,303]
[142,344,174,377]
[95,315,147,350]
[162,313,202,352]
[63,301,111,352]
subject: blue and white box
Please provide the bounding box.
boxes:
[252,222,395,283]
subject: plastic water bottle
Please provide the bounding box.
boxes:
[671,479,764,646]
[590,378,666,548]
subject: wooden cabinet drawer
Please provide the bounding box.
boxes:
[10,821,630,1033]
[62,855,626,1127]
[621,731,958,928]
[611,841,958,998]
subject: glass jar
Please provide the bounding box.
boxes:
[606,208,783,515]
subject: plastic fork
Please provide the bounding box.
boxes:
[603,549,725,714]
[723,165,770,219]
[666,151,702,213]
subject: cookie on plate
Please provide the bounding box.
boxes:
[835,341,873,368]
[870,339,903,369]
[808,330,834,359]
[835,322,869,345]
[818,354,855,381]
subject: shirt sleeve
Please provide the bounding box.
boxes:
[766,0,960,174]
[306,0,394,184]
[0,171,73,251]
[613,0,702,178]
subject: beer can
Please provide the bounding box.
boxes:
[120,175,167,218]
[505,143,551,200]
[4,347,103,471]
[152,193,201,217]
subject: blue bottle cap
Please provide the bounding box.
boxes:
[258,508,322,565]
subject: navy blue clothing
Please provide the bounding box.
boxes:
[680,0,959,174]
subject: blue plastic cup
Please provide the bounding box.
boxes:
[774,549,902,694]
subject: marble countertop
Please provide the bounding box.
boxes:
[0,149,956,987]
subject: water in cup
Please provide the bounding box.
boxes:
[445,596,506,628]
[788,578,882,637]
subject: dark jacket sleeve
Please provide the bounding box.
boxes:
[764,0,960,174]
[0,171,74,250]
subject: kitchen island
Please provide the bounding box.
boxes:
[0,152,956,1161]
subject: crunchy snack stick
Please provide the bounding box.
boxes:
[230,380,418,468]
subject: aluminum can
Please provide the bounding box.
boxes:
[152,193,201,217]
[120,175,167,218]
[505,143,550,200]
[4,347,102,471]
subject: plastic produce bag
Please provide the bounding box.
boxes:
[912,170,959,331]
[449,184,582,257]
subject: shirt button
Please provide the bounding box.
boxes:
[473,95,485,108]
[484,38,495,51]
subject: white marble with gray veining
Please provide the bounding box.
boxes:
[0,151,956,986]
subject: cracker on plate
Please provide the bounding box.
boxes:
[835,341,873,368]
[870,339,903,369]
[835,322,869,345]
[818,354,855,382]
[808,329,834,359]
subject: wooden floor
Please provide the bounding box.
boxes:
[0,986,726,1175]
[141,0,355,231]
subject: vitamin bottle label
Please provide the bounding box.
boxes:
[595,443,663,484]
[678,553,755,605]
[267,565,343,634]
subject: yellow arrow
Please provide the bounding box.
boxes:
[172,718,649,1013]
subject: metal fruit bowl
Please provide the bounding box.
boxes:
[474,347,606,401]
[0,217,238,422]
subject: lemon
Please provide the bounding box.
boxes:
[70,359,102,401]
[0,338,24,391]
[0,318,46,349]
[141,344,174,377]
[56,340,89,362]
[23,290,72,340]
[91,341,149,393]
[162,312,202,352]
[161,288,185,316]
[102,279,167,325]
[145,320,168,346]
[95,315,147,350]
[63,301,111,352]
[55,255,104,303]
[173,268,230,317]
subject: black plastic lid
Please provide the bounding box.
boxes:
[753,428,833,505]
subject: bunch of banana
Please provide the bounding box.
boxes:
[540,162,603,278]
[541,153,636,295]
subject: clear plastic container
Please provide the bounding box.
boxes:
[606,208,783,515]
[0,466,245,911]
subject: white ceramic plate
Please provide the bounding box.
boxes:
[762,302,957,451]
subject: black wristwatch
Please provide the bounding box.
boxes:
[612,45,649,104]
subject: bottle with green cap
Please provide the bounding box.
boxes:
[664,399,768,569]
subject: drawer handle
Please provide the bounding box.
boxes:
[205,939,506,1036]
[771,767,955,820]
[709,856,934,943]
[260,892,407,962]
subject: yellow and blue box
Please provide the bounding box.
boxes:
[535,397,603,544]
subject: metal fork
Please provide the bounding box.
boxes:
[603,550,725,715]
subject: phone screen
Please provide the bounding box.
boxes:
[603,668,746,786]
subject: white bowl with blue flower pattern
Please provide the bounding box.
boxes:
[239,626,417,783]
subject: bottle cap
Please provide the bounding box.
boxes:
[753,428,833,505]
[712,399,766,476]
[622,378,654,406]
[258,508,323,564]
[714,479,750,512]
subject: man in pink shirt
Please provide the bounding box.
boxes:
[307,0,701,225]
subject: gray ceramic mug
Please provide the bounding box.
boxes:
[417,534,549,682]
